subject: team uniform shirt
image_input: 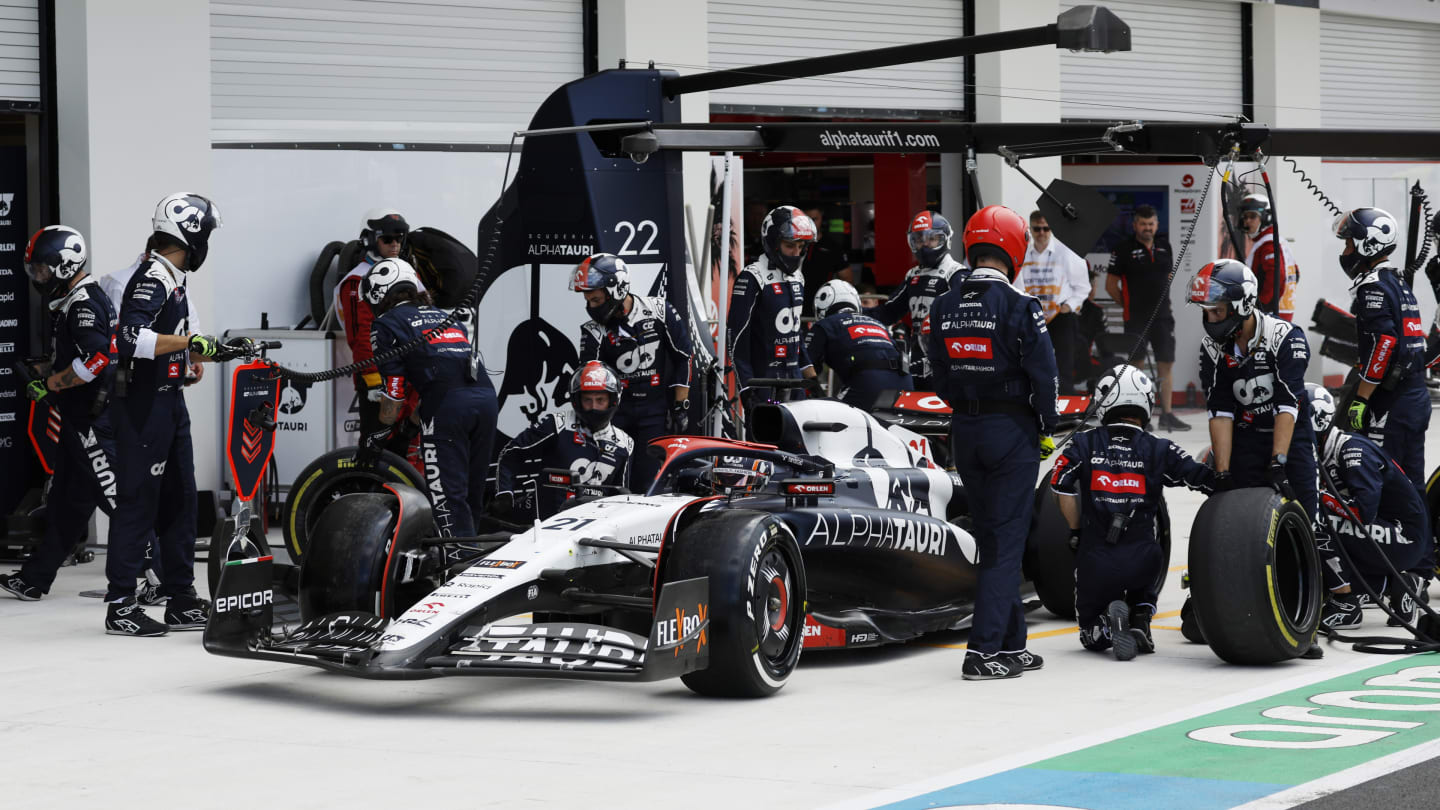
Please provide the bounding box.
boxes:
[1106,236,1173,323]
[114,253,195,400]
[924,267,1060,433]
[371,304,483,419]
[1316,430,1428,585]
[866,254,968,380]
[101,253,200,336]
[1199,312,1312,445]
[804,309,911,408]
[579,295,692,412]
[1351,265,1428,432]
[1018,239,1091,320]
[495,413,633,518]
[1246,225,1298,319]
[728,255,813,385]
[1051,424,1214,545]
[335,255,381,385]
[47,276,117,421]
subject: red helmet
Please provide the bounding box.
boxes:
[962,205,1029,279]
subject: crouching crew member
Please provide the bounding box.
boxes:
[494,361,633,520]
[1191,259,1316,518]
[3,227,117,602]
[926,204,1058,681]
[108,194,238,636]
[806,279,912,410]
[729,206,818,423]
[573,253,691,490]
[867,211,968,390]
[1051,365,1215,661]
[1306,384,1430,631]
[366,258,497,538]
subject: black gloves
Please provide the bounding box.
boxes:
[667,399,691,434]
[1068,528,1082,551]
[1214,471,1235,491]
[490,490,514,516]
[1268,456,1297,501]
[355,424,393,468]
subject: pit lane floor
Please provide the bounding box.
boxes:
[2,409,1437,810]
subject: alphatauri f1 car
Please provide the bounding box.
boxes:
[206,398,1077,697]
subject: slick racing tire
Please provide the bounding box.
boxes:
[665,511,807,698]
[1188,487,1323,664]
[298,492,397,620]
[1427,465,1440,577]
[282,447,422,566]
[1024,483,1173,620]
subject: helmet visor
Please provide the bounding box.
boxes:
[908,230,947,251]
[572,261,608,292]
[25,262,53,285]
[1188,265,1228,307]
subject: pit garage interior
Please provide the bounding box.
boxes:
[5,2,1440,809]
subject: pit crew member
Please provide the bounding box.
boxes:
[1051,365,1215,661]
[926,204,1058,681]
[367,258,496,538]
[1105,205,1189,431]
[805,279,912,410]
[1306,384,1430,630]
[3,227,118,602]
[866,211,968,390]
[107,193,241,636]
[1191,259,1316,522]
[494,361,633,520]
[1240,193,1297,320]
[574,252,691,489]
[1017,211,1090,395]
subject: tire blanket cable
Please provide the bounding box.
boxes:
[256,134,521,383]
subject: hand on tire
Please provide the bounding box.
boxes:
[355,426,392,468]
[1268,458,1296,502]
[1214,471,1234,491]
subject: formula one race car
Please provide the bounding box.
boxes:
[207,398,1076,698]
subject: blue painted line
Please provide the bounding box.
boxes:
[873,768,1289,810]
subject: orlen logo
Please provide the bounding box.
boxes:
[1403,317,1424,337]
[847,324,889,340]
[215,589,273,613]
[410,601,445,615]
[911,212,933,232]
[946,337,992,359]
[1369,335,1396,377]
[1092,471,1145,494]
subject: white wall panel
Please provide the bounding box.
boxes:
[0,0,38,102]
[1321,12,1440,129]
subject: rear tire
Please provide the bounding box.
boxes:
[1189,487,1322,664]
[282,447,422,566]
[665,511,806,698]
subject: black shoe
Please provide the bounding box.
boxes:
[1321,592,1363,630]
[137,576,167,607]
[1180,597,1206,644]
[962,651,1023,680]
[1387,574,1424,628]
[165,595,211,631]
[1010,650,1044,671]
[1,573,41,601]
[1104,600,1137,661]
[105,597,169,637]
[1159,412,1191,432]
[1130,605,1156,654]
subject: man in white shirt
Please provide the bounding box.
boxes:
[1017,211,1091,394]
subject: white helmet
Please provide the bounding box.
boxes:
[1093,364,1156,426]
[361,257,422,307]
[152,192,222,271]
[1305,383,1335,435]
[814,279,861,318]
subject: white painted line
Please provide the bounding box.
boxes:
[818,653,1408,810]
[1230,736,1440,810]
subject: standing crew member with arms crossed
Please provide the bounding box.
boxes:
[805,279,912,410]
[573,253,691,489]
[1018,211,1091,394]
[1051,365,1214,661]
[927,204,1058,681]
[1105,205,1189,431]
[868,211,967,391]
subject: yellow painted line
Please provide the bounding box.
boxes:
[1154,625,1182,631]
[919,609,1184,649]
[1168,564,1187,572]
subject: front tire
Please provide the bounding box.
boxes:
[1189,487,1322,664]
[282,447,422,566]
[665,511,806,698]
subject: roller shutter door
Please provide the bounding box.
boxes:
[1059,0,1243,122]
[211,0,583,144]
[1321,12,1440,129]
[707,0,966,119]
[0,0,38,104]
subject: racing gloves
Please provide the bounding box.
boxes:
[667,399,691,434]
[1268,456,1297,502]
[189,334,256,361]
[1214,471,1234,491]
[490,490,514,516]
[1039,434,1056,461]
[24,378,47,401]
[1346,396,1368,431]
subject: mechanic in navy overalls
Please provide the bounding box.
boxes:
[573,253,691,490]
[1191,259,1316,521]
[729,206,819,427]
[493,360,633,520]
[805,278,912,410]
[2,227,118,602]
[366,257,497,539]
[925,204,1058,681]
[866,211,968,391]
[1304,384,1429,632]
[108,193,243,637]
[1333,208,1430,503]
[1050,365,1214,661]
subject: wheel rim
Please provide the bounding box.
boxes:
[755,548,796,661]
